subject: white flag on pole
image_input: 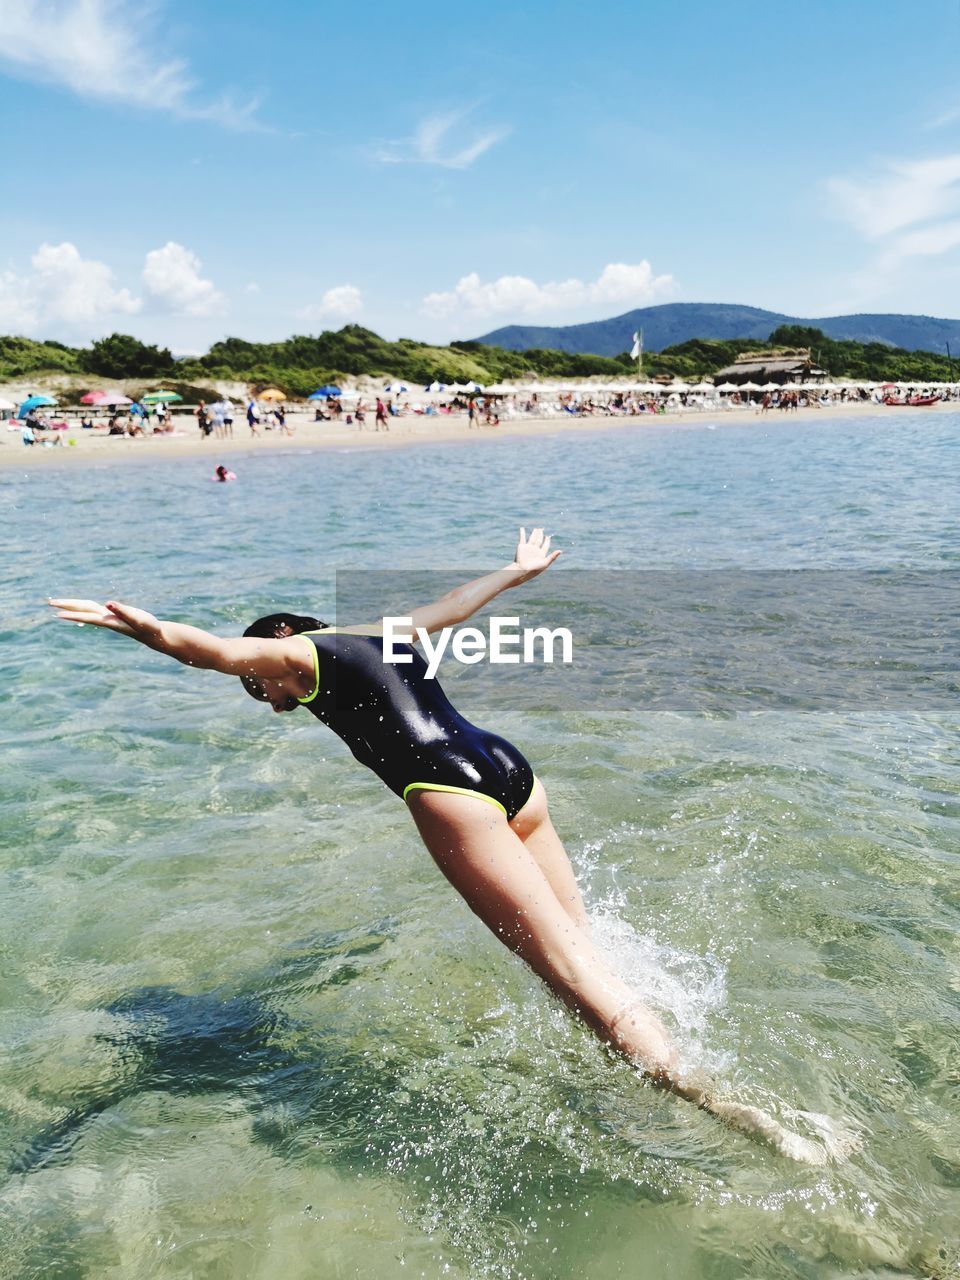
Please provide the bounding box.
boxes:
[629,332,641,360]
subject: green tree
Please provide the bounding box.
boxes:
[80,333,177,379]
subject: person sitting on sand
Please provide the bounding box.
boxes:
[48,528,855,1168]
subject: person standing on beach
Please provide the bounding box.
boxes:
[375,397,389,431]
[355,400,366,430]
[246,400,260,436]
[222,402,234,439]
[210,402,225,441]
[195,401,210,438]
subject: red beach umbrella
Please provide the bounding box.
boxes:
[81,390,131,405]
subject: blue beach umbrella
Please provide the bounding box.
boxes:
[18,394,57,418]
[309,385,341,399]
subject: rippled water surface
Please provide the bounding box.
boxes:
[2,413,959,1278]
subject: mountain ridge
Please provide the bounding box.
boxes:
[470,303,960,357]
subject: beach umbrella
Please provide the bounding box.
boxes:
[258,387,286,401]
[716,381,738,392]
[81,390,129,405]
[383,381,408,394]
[425,380,446,393]
[760,382,779,391]
[309,385,341,399]
[690,381,716,393]
[739,382,762,392]
[17,394,57,417]
[142,389,182,403]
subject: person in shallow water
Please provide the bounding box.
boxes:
[48,528,852,1164]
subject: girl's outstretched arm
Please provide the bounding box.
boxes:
[48,599,309,682]
[407,527,561,636]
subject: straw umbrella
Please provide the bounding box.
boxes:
[258,388,286,402]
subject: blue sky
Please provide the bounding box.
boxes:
[3,0,960,351]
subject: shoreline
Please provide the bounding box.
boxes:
[1,398,953,471]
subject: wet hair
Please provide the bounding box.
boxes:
[240,612,329,701]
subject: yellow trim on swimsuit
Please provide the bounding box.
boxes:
[403,781,508,817]
[295,625,381,705]
[295,630,328,703]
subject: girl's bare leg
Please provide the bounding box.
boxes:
[508,780,589,929]
[409,789,677,1076]
[407,789,841,1164]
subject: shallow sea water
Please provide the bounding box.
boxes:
[1,412,959,1278]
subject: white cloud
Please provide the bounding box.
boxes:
[299,285,363,325]
[0,241,140,334]
[142,242,225,316]
[376,108,509,170]
[887,219,960,259]
[827,151,960,277]
[422,261,676,320]
[0,239,227,336]
[0,0,261,128]
[827,154,960,240]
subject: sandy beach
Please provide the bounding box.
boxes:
[2,398,947,470]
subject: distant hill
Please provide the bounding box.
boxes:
[472,303,960,357]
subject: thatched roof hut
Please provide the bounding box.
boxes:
[712,349,827,386]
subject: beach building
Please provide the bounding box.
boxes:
[712,348,827,386]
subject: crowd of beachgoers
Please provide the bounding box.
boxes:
[6,377,960,454]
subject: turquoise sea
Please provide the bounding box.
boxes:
[1,412,959,1278]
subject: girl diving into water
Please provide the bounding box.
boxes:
[49,528,850,1164]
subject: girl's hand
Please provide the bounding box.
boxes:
[512,527,561,576]
[48,598,163,643]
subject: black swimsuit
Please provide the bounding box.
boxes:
[296,629,535,819]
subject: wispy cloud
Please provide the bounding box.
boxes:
[0,0,263,129]
[376,107,509,170]
[827,152,960,275]
[827,154,960,240]
[422,261,676,320]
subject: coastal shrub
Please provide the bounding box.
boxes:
[80,333,177,379]
[4,323,958,391]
